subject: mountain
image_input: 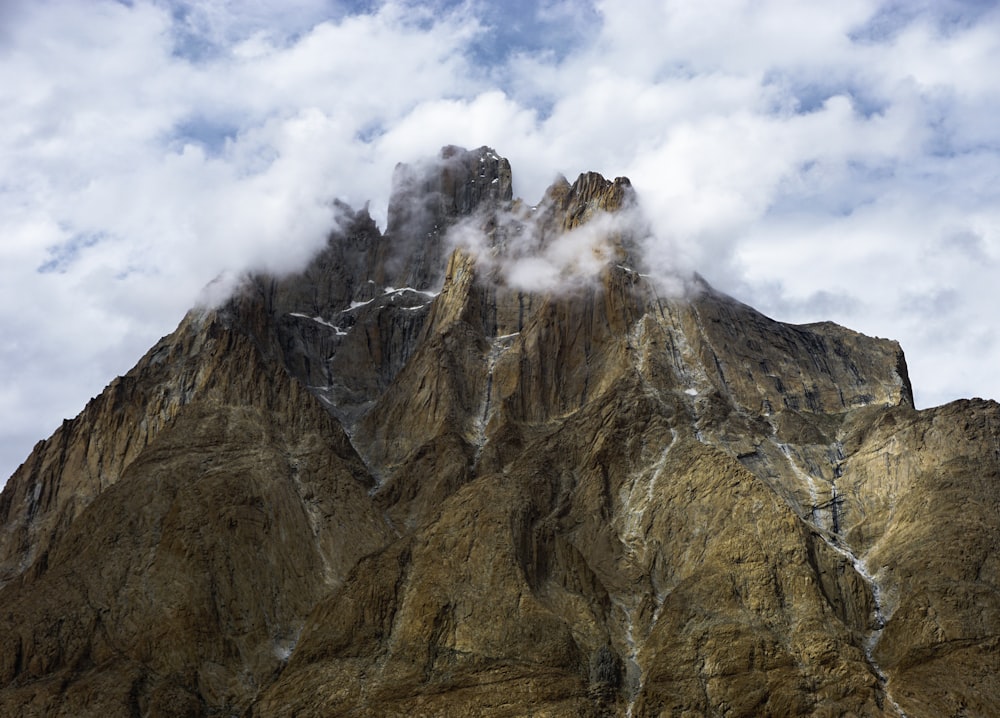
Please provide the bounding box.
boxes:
[1,146,998,717]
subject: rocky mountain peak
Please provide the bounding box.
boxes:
[552,170,634,225]
[0,146,996,718]
[381,145,513,289]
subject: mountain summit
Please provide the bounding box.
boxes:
[1,147,998,717]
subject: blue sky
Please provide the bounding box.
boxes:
[3,0,1000,483]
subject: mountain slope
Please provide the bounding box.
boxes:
[1,146,997,717]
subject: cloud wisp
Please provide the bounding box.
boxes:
[447,205,649,294]
[3,0,1000,482]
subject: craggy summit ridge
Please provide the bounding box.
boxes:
[1,146,998,717]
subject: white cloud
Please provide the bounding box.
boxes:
[447,206,645,294]
[3,0,1000,482]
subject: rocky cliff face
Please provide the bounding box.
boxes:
[1,146,998,717]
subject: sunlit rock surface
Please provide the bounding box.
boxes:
[1,146,997,717]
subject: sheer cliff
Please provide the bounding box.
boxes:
[1,146,997,717]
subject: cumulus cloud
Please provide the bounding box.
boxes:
[3,0,1000,482]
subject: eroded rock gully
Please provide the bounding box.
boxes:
[2,146,998,717]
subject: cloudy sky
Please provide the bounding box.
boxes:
[2,0,1000,483]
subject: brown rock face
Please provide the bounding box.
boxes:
[1,146,998,717]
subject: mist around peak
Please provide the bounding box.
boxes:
[374,145,697,299]
[194,269,245,310]
[448,202,641,294]
[442,173,701,301]
[192,145,700,313]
